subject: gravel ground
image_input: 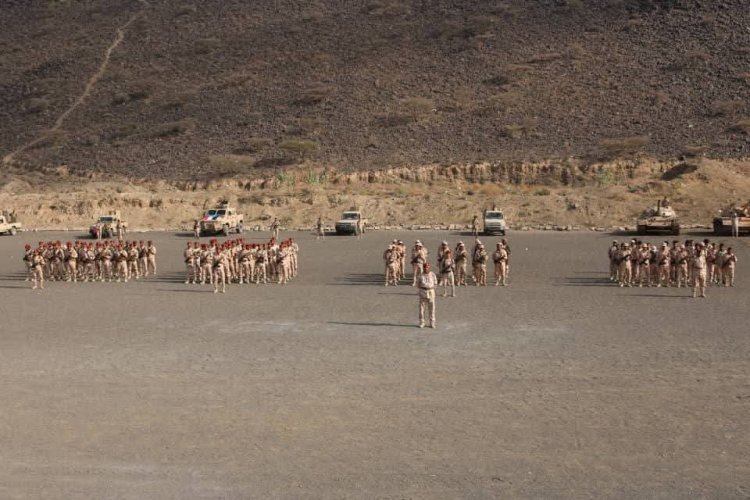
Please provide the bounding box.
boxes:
[0,230,748,499]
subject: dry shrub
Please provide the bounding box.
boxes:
[208,154,255,176]
[294,84,334,106]
[683,145,709,157]
[192,38,222,55]
[146,118,196,138]
[400,97,434,118]
[728,119,750,133]
[374,112,415,127]
[599,135,650,157]
[471,92,521,116]
[365,0,408,17]
[233,137,273,154]
[527,52,565,64]
[709,100,742,117]
[278,139,319,155]
[174,5,196,17]
[159,89,198,109]
[501,124,527,139]
[26,97,49,113]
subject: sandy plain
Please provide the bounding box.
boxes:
[0,230,748,499]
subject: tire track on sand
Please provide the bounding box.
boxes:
[2,0,150,165]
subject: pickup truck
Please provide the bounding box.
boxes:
[0,215,22,235]
[335,211,366,235]
[483,210,507,236]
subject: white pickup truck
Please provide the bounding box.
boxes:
[0,215,22,235]
[335,210,366,235]
[483,210,507,236]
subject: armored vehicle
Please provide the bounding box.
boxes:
[0,215,22,235]
[199,202,244,236]
[335,210,366,235]
[636,199,680,235]
[713,201,750,235]
[89,211,127,238]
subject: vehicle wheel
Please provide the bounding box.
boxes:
[636,225,647,235]
[9,227,16,236]
[222,224,230,237]
[500,230,506,236]
[713,221,723,235]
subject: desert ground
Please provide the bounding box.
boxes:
[0,230,748,499]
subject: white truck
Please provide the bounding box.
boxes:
[0,215,22,235]
[335,210,366,235]
[483,209,507,236]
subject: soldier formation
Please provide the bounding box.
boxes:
[607,238,738,298]
[383,238,512,294]
[183,237,299,293]
[23,240,157,290]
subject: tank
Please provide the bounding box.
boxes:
[712,201,750,235]
[636,199,680,235]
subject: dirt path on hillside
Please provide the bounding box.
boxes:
[2,0,150,165]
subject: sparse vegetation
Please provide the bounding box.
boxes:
[294,85,334,106]
[26,98,49,114]
[599,136,650,158]
[146,118,196,139]
[278,139,319,155]
[728,119,750,133]
[709,100,742,117]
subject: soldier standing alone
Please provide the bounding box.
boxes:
[417,262,438,328]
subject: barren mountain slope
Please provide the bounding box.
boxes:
[1,0,748,180]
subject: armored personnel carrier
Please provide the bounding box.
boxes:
[89,211,127,238]
[636,199,680,235]
[199,202,244,236]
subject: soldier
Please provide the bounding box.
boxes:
[472,242,488,286]
[501,238,512,278]
[316,216,325,240]
[439,248,456,297]
[356,214,364,240]
[383,244,400,286]
[722,247,737,287]
[454,242,468,286]
[636,242,651,287]
[271,218,281,239]
[213,245,229,293]
[184,242,197,284]
[193,220,200,239]
[608,241,619,281]
[238,244,254,284]
[732,212,740,238]
[116,220,123,241]
[23,244,34,281]
[255,244,268,284]
[146,240,157,276]
[713,243,725,286]
[30,250,45,290]
[471,215,480,237]
[200,243,213,284]
[617,243,632,287]
[417,262,438,329]
[397,240,406,280]
[691,242,708,298]
[128,242,140,280]
[64,242,78,282]
[138,241,149,278]
[674,244,689,288]
[410,241,425,286]
[655,242,671,287]
[493,242,509,287]
[115,244,129,282]
[289,238,299,278]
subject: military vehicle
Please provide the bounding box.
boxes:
[636,199,680,235]
[89,211,127,238]
[199,202,244,236]
[335,210,366,235]
[713,201,750,235]
[483,209,507,236]
[0,215,22,235]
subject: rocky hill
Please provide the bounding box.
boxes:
[1,0,749,181]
